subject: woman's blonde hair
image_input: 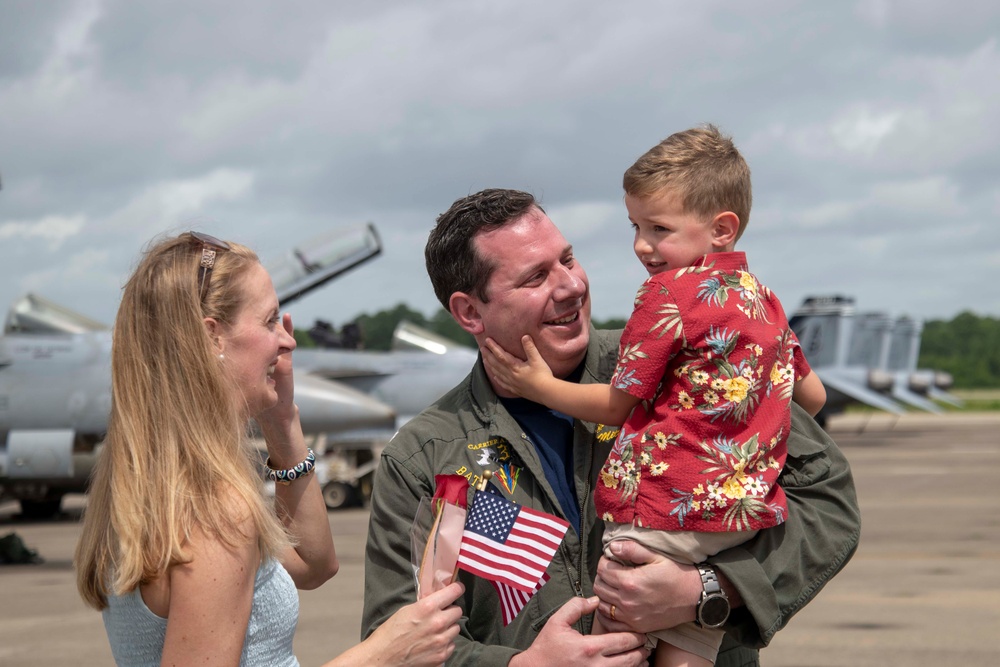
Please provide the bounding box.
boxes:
[76,233,290,610]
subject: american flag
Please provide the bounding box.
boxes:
[458,489,569,595]
[492,573,550,626]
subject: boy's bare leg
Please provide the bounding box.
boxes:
[653,642,713,667]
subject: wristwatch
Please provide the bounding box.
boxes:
[695,564,730,628]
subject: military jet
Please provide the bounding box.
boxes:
[295,322,478,430]
[0,224,397,518]
[789,295,960,427]
[883,314,962,410]
[790,295,905,426]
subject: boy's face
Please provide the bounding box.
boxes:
[625,190,725,276]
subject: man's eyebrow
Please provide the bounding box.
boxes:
[514,244,575,283]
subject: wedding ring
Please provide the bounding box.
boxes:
[609,604,617,621]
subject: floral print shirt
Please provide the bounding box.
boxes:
[594,252,811,532]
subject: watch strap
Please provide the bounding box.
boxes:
[698,564,722,596]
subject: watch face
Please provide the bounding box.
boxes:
[700,594,730,627]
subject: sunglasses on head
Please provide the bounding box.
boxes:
[187,231,231,302]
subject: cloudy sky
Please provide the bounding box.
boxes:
[2,1,998,334]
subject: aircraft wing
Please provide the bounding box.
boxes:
[268,222,382,307]
[891,386,944,414]
[928,387,963,407]
[280,373,396,434]
[293,349,394,381]
[817,370,907,415]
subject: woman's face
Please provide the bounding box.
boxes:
[217,263,296,416]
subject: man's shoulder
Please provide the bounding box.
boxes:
[585,326,622,381]
[590,326,622,354]
[382,370,489,457]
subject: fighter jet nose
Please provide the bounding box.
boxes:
[292,374,396,434]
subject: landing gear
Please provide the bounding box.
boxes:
[322,482,360,511]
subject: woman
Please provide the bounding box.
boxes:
[76,232,462,666]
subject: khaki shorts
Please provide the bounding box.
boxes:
[602,523,758,663]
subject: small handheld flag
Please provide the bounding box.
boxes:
[457,480,569,596]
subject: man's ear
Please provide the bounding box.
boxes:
[448,292,485,336]
[711,211,740,250]
[203,317,225,354]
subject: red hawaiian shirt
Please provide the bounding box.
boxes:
[594,252,811,532]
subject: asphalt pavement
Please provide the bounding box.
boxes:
[1,412,998,666]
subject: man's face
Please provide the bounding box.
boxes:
[470,208,591,380]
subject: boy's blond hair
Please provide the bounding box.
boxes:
[623,124,752,241]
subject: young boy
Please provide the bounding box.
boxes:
[483,124,826,667]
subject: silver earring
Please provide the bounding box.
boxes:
[218,353,225,360]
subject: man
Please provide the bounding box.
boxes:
[362,189,861,666]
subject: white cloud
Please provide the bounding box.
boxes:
[868,176,964,217]
[101,169,256,233]
[831,107,902,155]
[548,201,621,239]
[0,215,86,249]
[36,0,102,97]
[795,200,864,231]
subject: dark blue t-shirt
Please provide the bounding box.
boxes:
[499,397,580,537]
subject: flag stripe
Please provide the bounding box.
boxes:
[492,572,551,626]
[458,552,541,591]
[517,507,574,534]
[461,533,555,568]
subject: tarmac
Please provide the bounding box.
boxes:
[1,412,998,666]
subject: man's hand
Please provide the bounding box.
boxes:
[592,540,703,634]
[509,596,649,667]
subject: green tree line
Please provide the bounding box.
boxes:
[293,304,474,350]
[296,305,999,389]
[919,311,1000,388]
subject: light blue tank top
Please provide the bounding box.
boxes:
[102,558,299,666]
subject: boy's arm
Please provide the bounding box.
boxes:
[483,335,641,425]
[792,370,826,417]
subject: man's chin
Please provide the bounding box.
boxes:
[537,331,590,376]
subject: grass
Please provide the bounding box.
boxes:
[947,388,1000,411]
[841,388,1000,414]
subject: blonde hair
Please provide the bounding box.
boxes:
[623,124,753,241]
[76,233,290,610]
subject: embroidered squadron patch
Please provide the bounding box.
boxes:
[596,424,621,442]
[460,436,523,493]
[491,462,520,494]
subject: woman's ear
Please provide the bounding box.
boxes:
[203,317,225,355]
[449,292,485,336]
[711,211,740,250]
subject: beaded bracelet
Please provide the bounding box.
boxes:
[265,448,316,486]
